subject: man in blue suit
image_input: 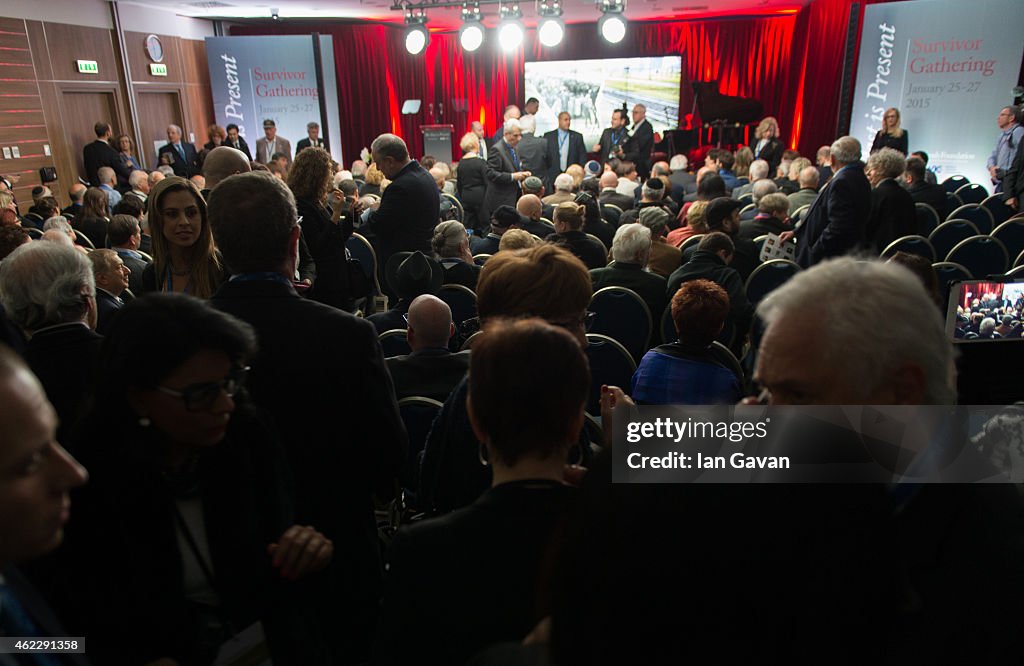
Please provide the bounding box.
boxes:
[156,124,200,178]
[785,136,870,268]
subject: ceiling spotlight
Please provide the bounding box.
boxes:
[404,7,429,55]
[498,3,524,52]
[598,0,627,44]
[460,2,485,52]
[537,0,564,47]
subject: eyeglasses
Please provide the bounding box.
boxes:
[155,366,250,411]
[550,311,596,332]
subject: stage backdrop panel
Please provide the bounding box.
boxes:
[205,35,342,163]
[850,0,1023,190]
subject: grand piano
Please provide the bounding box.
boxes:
[655,81,765,154]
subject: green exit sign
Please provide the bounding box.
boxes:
[149,63,168,76]
[76,60,98,74]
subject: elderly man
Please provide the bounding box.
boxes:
[543,173,575,206]
[208,171,406,663]
[740,192,792,240]
[0,346,89,651]
[733,159,770,201]
[515,194,556,239]
[740,178,778,223]
[202,145,252,192]
[0,242,102,442]
[638,207,682,278]
[365,134,439,288]
[987,106,1023,192]
[156,124,199,178]
[296,121,324,153]
[83,121,131,187]
[255,118,292,165]
[96,166,121,211]
[107,213,149,294]
[489,104,521,148]
[599,170,634,213]
[481,119,531,224]
[590,223,667,327]
[127,169,149,203]
[619,179,673,227]
[669,154,696,195]
[386,294,470,402]
[88,249,130,334]
[865,147,916,253]
[786,136,870,267]
[787,166,819,215]
[61,183,87,219]
[621,103,654,179]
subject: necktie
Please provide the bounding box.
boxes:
[509,146,520,170]
[176,143,186,163]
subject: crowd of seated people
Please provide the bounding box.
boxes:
[2,102,1024,666]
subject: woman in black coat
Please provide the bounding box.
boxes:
[870,107,909,155]
[753,116,784,177]
[55,294,333,665]
[456,132,488,235]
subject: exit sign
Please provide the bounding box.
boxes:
[150,63,168,76]
[76,60,98,74]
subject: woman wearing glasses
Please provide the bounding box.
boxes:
[142,176,227,298]
[57,294,332,664]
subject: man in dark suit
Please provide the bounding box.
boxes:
[108,214,149,295]
[788,136,871,268]
[481,119,532,225]
[904,155,948,219]
[225,123,253,160]
[590,223,668,334]
[621,104,655,179]
[296,121,324,154]
[82,122,132,188]
[0,347,90,666]
[156,124,200,178]
[515,115,550,185]
[208,171,407,664]
[669,154,697,198]
[61,183,86,219]
[594,108,630,163]
[544,112,587,185]
[365,133,440,291]
[386,294,470,402]
[88,249,130,335]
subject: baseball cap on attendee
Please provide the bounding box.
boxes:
[263,119,276,128]
[385,251,443,300]
[584,161,602,178]
[491,205,524,229]
[705,197,743,229]
[522,176,544,193]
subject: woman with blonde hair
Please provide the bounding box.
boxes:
[456,132,487,234]
[141,176,225,298]
[870,107,908,155]
[497,228,538,252]
[115,134,142,172]
[363,163,385,197]
[547,202,607,269]
[753,116,784,176]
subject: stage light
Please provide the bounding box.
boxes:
[498,3,524,52]
[536,0,563,47]
[460,2,485,52]
[404,8,429,55]
[598,0,627,44]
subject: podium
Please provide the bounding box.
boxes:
[420,124,455,163]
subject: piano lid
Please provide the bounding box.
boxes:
[692,81,764,126]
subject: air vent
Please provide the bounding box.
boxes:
[187,1,233,8]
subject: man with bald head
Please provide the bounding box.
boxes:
[156,123,200,178]
[386,294,470,402]
[516,193,555,238]
[61,183,87,219]
[599,170,634,212]
[202,146,252,193]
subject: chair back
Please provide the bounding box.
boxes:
[737,192,754,206]
[981,195,1013,227]
[945,235,1009,279]
[931,262,973,304]
[378,329,411,357]
[928,219,978,259]
[954,182,987,205]
[880,235,936,262]
[709,341,744,384]
[24,227,43,239]
[914,202,940,236]
[440,193,465,222]
[437,283,478,326]
[941,175,969,194]
[459,330,483,351]
[744,259,801,305]
[397,396,444,491]
[790,204,811,226]
[472,253,492,266]
[678,234,704,255]
[75,233,96,250]
[584,333,637,415]
[346,233,381,294]
[600,206,621,225]
[602,203,623,216]
[1016,248,1024,269]
[739,203,756,217]
[990,220,1024,263]
[589,286,652,362]
[945,191,963,214]
[752,234,769,257]
[586,233,609,255]
[946,203,994,233]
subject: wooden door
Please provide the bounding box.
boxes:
[60,91,121,184]
[136,91,184,170]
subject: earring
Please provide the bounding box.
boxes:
[477,442,490,467]
[138,416,151,427]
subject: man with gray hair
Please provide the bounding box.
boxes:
[88,248,130,334]
[740,177,778,222]
[481,119,531,224]
[787,165,820,215]
[296,120,323,153]
[97,166,121,210]
[515,114,550,180]
[669,153,696,196]
[0,241,102,441]
[590,223,667,326]
[208,171,406,662]
[156,123,199,178]
[543,172,575,206]
[128,169,149,202]
[490,104,521,147]
[786,136,870,267]
[386,293,470,402]
[733,159,770,200]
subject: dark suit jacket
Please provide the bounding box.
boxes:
[157,141,201,178]
[297,196,354,311]
[386,348,470,402]
[543,128,587,181]
[518,217,556,239]
[739,214,791,241]
[670,170,697,197]
[211,279,406,659]
[481,141,522,223]
[907,180,949,220]
[599,189,635,212]
[114,248,150,295]
[870,130,909,155]
[225,136,253,160]
[82,139,131,187]
[1000,143,1024,205]
[72,216,107,249]
[590,262,668,336]
[794,161,871,268]
[94,289,124,335]
[365,160,439,280]
[456,155,488,232]
[866,178,917,253]
[296,137,324,153]
[596,126,629,162]
[515,134,550,182]
[622,119,654,178]
[667,250,753,351]
[755,137,785,176]
[470,232,502,255]
[440,259,481,291]
[547,230,608,269]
